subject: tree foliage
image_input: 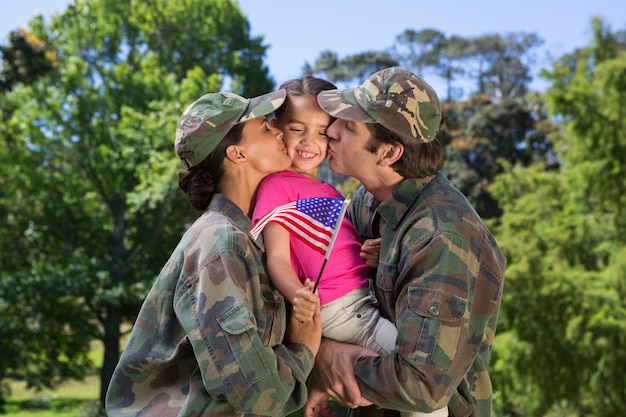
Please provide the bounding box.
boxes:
[303,50,398,86]
[491,17,626,416]
[0,28,57,92]
[441,91,557,218]
[465,32,542,100]
[321,28,543,101]
[0,0,273,412]
[394,29,469,101]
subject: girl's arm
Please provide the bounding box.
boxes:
[263,222,319,322]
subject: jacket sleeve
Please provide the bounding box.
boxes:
[353,231,501,413]
[174,248,314,417]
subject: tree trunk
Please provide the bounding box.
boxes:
[99,305,122,414]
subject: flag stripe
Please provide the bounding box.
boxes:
[250,201,296,239]
[270,217,329,255]
[269,215,332,252]
[271,211,333,238]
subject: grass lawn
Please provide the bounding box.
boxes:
[4,342,103,416]
[5,373,347,417]
[5,374,100,417]
[3,335,344,417]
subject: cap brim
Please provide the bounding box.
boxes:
[238,89,287,123]
[318,89,375,123]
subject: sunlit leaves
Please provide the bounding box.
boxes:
[491,18,626,416]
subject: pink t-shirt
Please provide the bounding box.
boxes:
[253,170,370,305]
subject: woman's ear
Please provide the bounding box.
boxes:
[225,145,247,164]
[379,142,404,167]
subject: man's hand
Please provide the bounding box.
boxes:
[360,238,381,268]
[304,338,377,417]
[303,388,337,417]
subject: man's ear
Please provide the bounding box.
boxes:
[379,142,404,167]
[225,145,247,164]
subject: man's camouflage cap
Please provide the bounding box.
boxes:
[318,67,441,143]
[175,90,286,168]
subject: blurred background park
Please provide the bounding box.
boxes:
[1,0,625,416]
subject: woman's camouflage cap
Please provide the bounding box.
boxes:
[175,90,286,168]
[317,67,441,142]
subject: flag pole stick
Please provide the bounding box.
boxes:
[313,196,350,293]
[313,259,328,293]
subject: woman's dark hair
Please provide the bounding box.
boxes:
[178,123,245,211]
[365,121,446,178]
[274,76,337,121]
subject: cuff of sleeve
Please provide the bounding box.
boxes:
[289,343,316,378]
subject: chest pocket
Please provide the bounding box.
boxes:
[218,302,277,384]
[399,287,466,371]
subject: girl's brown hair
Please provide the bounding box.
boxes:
[274,76,337,121]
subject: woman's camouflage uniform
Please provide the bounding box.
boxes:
[106,194,314,416]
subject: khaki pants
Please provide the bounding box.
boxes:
[321,286,397,353]
[350,406,448,417]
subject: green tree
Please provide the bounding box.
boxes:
[490,17,626,416]
[0,23,75,415]
[394,29,469,101]
[0,28,57,92]
[442,91,557,219]
[391,30,542,102]
[304,50,398,85]
[543,17,626,236]
[0,0,273,411]
[465,32,542,99]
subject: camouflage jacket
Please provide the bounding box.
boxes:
[105,193,314,417]
[347,173,506,417]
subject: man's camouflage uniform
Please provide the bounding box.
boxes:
[318,67,506,417]
[347,174,505,417]
[105,193,314,416]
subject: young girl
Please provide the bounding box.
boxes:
[252,77,395,353]
[106,90,322,417]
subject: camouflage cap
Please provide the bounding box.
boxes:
[175,90,287,168]
[317,67,441,143]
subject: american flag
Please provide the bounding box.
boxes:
[250,197,349,256]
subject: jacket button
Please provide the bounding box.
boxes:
[428,304,440,317]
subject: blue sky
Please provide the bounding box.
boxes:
[2,0,625,92]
